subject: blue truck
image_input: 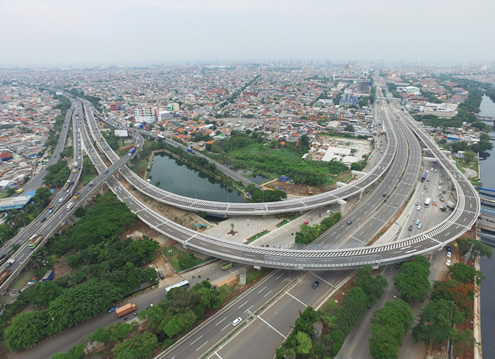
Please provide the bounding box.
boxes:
[187,148,195,154]
[41,270,54,282]
[128,147,137,156]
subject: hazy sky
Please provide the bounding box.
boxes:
[0,0,493,67]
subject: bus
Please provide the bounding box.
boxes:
[165,280,190,294]
[220,262,233,271]
[421,172,428,182]
[424,197,431,207]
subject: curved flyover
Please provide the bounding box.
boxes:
[83,102,398,215]
[81,99,480,270]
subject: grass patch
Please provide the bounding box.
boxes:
[246,268,270,284]
[245,230,269,244]
[11,271,35,290]
[163,246,204,272]
[218,284,236,302]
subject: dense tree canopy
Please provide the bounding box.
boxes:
[394,256,431,302]
[44,160,71,187]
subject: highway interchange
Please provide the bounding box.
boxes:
[0,80,481,359]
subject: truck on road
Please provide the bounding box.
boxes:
[66,202,75,212]
[115,303,137,317]
[0,270,12,285]
[28,234,44,249]
[128,147,137,156]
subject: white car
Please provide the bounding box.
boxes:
[420,192,424,196]
[416,206,421,211]
[232,317,242,327]
[446,259,452,266]
[446,251,452,258]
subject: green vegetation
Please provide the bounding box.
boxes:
[2,193,159,351]
[139,280,222,345]
[163,246,205,272]
[112,331,158,359]
[80,156,97,184]
[412,262,479,356]
[51,344,85,359]
[206,132,349,186]
[59,146,73,159]
[44,160,71,187]
[386,83,401,98]
[246,268,270,284]
[394,256,431,302]
[101,130,121,151]
[276,266,387,358]
[245,184,286,202]
[295,212,342,244]
[369,300,414,359]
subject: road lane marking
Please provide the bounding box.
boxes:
[220,323,231,332]
[195,341,209,352]
[215,317,227,326]
[263,289,273,298]
[257,315,287,339]
[286,292,306,306]
[258,285,267,293]
[238,300,249,309]
[190,335,203,345]
[213,351,222,358]
[312,273,334,287]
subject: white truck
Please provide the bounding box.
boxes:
[66,202,75,212]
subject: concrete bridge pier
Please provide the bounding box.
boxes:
[351,170,367,178]
[337,199,347,213]
[336,181,347,189]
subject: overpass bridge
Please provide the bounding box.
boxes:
[79,97,480,270]
[82,101,398,216]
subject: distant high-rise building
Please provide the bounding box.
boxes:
[134,106,158,123]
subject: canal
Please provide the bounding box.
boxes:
[148,152,246,203]
[479,94,495,358]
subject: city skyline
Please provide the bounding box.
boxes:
[0,0,494,67]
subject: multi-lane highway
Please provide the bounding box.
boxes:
[0,103,141,293]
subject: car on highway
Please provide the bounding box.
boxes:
[48,209,53,214]
[312,281,319,289]
[232,317,242,327]
[446,251,451,258]
[347,220,352,225]
[417,223,422,229]
[446,245,452,252]
[420,192,424,196]
[415,202,420,206]
[108,306,119,313]
[446,259,452,266]
[415,219,421,225]
[40,217,46,223]
[408,225,413,231]
[416,206,421,211]
[59,198,64,203]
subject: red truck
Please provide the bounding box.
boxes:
[115,303,137,318]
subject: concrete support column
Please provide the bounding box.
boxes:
[239,268,247,285]
[337,199,347,213]
[336,182,347,189]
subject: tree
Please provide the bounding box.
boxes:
[344,125,355,132]
[295,331,312,355]
[452,329,477,356]
[394,256,431,302]
[4,311,47,351]
[356,265,388,305]
[412,299,462,345]
[112,332,158,359]
[24,280,64,309]
[51,344,85,359]
[299,134,311,152]
[448,263,484,285]
[335,287,369,335]
[457,238,492,258]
